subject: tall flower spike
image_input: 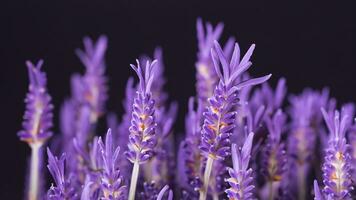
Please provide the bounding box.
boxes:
[98,129,127,200]
[225,132,255,200]
[17,60,53,200]
[47,148,77,199]
[126,59,157,164]
[75,35,108,122]
[18,60,53,144]
[261,109,288,199]
[200,41,271,160]
[199,41,271,200]
[126,59,157,200]
[321,108,354,199]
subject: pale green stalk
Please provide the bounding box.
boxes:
[29,143,41,200]
[199,157,214,200]
[128,161,140,200]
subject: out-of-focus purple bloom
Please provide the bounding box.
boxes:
[178,98,204,193]
[195,19,235,104]
[260,110,288,200]
[321,108,353,199]
[287,89,334,200]
[225,132,255,200]
[18,60,53,145]
[261,110,287,181]
[125,59,157,164]
[75,36,108,123]
[97,129,127,200]
[250,78,287,116]
[47,148,78,200]
[200,41,271,160]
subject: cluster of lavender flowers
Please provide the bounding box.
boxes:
[17,19,356,200]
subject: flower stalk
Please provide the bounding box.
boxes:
[128,161,140,200]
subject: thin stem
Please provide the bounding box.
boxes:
[269,181,274,200]
[199,157,214,200]
[212,192,219,200]
[128,161,140,200]
[268,181,275,200]
[298,166,306,200]
[29,143,41,200]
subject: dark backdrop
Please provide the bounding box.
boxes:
[0,0,354,198]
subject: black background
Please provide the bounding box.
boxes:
[0,0,354,199]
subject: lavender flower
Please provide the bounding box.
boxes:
[288,89,333,200]
[225,132,255,200]
[261,110,288,200]
[97,129,127,200]
[17,60,53,200]
[126,59,157,200]
[125,59,157,163]
[18,60,53,145]
[178,98,204,194]
[75,35,108,123]
[321,108,353,199]
[47,148,77,199]
[250,78,287,116]
[199,40,271,200]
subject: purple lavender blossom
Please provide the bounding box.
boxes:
[125,59,157,164]
[97,129,127,199]
[18,60,53,144]
[18,60,53,200]
[225,132,255,200]
[321,108,353,199]
[250,78,287,116]
[261,110,288,199]
[126,59,157,200]
[288,89,333,200]
[199,40,271,200]
[47,148,78,199]
[75,36,108,123]
[178,98,204,193]
[200,41,271,160]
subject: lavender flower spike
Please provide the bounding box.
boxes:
[98,129,127,200]
[321,108,353,199]
[75,35,108,123]
[18,60,53,144]
[18,60,53,200]
[126,59,157,200]
[225,132,255,200]
[47,148,77,199]
[199,41,271,200]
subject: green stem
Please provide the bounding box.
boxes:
[199,157,214,200]
[128,161,140,200]
[29,143,41,200]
